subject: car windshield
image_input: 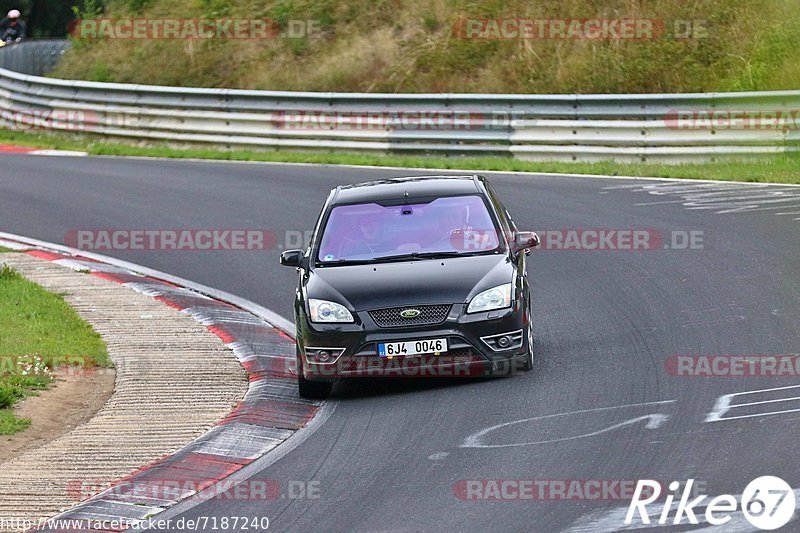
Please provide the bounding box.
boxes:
[317,195,503,263]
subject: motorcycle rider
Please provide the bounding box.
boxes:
[0,9,26,44]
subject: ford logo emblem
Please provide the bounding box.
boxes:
[400,309,421,319]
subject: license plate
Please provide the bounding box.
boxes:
[378,338,448,358]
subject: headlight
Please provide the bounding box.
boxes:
[309,299,354,323]
[467,283,512,314]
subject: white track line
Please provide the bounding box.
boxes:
[80,154,800,187]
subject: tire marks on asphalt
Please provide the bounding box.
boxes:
[605,181,800,219]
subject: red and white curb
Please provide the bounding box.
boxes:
[0,234,321,532]
[0,144,87,157]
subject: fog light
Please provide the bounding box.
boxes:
[480,330,524,352]
[317,350,331,362]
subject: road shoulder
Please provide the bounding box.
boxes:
[0,253,248,528]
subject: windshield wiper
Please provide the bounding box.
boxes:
[320,250,486,266]
[412,251,467,258]
[367,251,470,263]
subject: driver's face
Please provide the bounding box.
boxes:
[360,218,382,241]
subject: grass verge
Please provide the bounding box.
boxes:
[1,128,799,185]
[56,0,800,94]
[0,264,110,435]
[0,410,30,434]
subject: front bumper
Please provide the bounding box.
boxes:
[296,303,529,381]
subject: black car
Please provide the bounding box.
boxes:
[280,175,540,398]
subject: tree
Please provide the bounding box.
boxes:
[0,0,84,38]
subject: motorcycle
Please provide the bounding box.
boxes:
[0,37,22,47]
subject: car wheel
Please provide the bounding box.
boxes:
[521,320,534,372]
[296,349,333,399]
[298,374,333,399]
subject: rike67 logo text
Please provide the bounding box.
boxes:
[626,477,796,530]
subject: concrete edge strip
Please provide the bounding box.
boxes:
[0,144,88,157]
[27,149,89,157]
[131,400,338,533]
[0,233,326,533]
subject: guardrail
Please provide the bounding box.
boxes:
[0,40,798,162]
[0,40,70,76]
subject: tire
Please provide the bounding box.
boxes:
[298,374,333,399]
[296,350,333,398]
[521,320,534,372]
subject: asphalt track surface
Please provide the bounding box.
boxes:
[2,154,800,532]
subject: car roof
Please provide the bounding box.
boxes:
[331,175,484,205]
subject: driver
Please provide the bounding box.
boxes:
[338,215,388,258]
[1,10,26,43]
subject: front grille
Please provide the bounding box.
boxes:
[369,304,451,328]
[448,347,475,358]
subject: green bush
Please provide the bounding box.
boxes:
[0,265,19,281]
[0,385,20,409]
[0,410,30,435]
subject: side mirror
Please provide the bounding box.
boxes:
[280,249,306,268]
[512,231,540,252]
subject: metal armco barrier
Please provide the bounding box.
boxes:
[0,40,798,162]
[0,39,70,76]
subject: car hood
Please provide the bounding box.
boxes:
[304,254,514,310]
